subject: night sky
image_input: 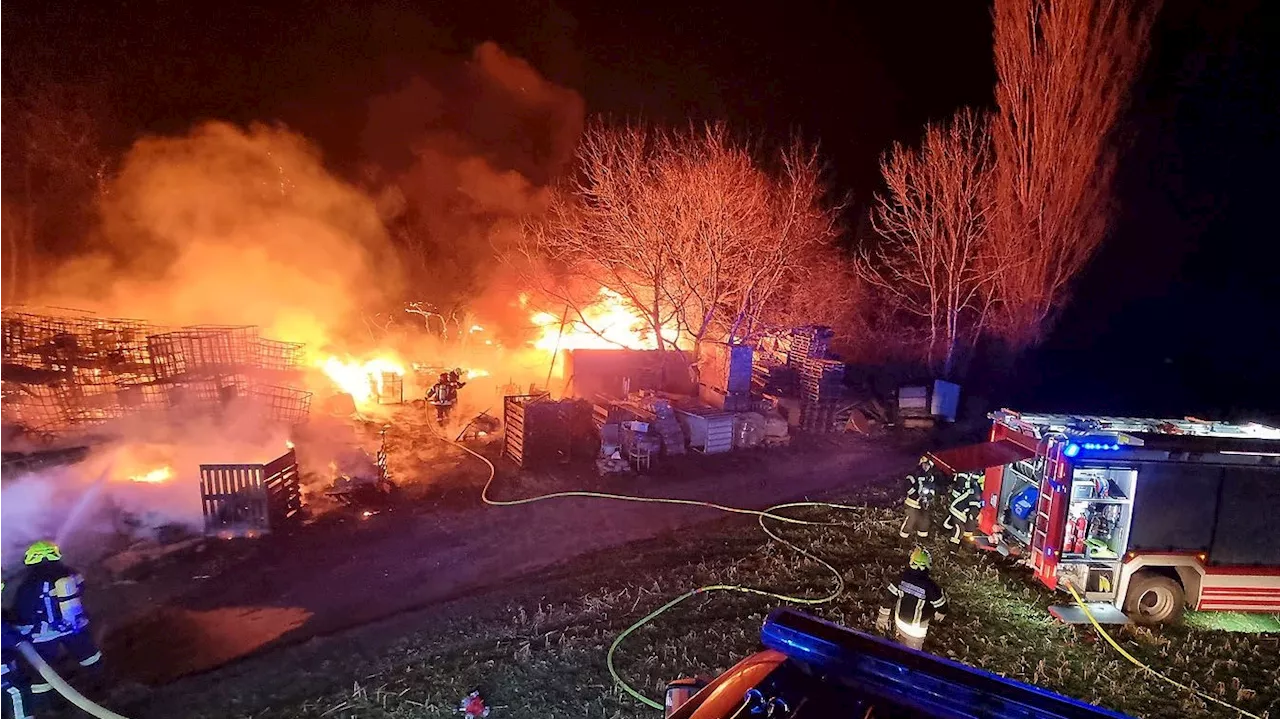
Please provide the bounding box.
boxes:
[4,0,1276,420]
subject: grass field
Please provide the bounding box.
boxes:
[162,501,1279,719]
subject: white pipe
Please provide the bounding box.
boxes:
[15,641,131,719]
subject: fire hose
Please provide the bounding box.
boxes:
[15,641,132,719]
[1065,584,1261,719]
[437,428,864,710]
[444,424,1269,717]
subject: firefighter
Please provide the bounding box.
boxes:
[899,456,938,540]
[1,616,33,716]
[876,547,948,651]
[943,471,985,546]
[2,584,34,719]
[7,541,102,709]
[427,372,459,426]
[447,368,468,393]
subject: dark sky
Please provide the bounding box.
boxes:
[4,0,1276,419]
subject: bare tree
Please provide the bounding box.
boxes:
[859,109,1000,378]
[517,120,846,360]
[989,0,1158,350]
[519,122,681,351]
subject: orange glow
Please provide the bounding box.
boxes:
[466,368,490,380]
[319,355,405,406]
[130,466,174,484]
[530,288,679,351]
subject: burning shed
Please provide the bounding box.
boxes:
[560,349,694,399]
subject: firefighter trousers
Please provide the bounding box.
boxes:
[433,403,454,424]
[29,631,102,704]
[3,660,33,719]
[894,618,928,651]
[944,510,975,545]
[900,505,930,539]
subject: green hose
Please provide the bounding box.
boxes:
[442,430,864,710]
[15,641,131,719]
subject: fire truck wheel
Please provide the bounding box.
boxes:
[1124,572,1185,625]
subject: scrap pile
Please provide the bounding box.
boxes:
[1,309,313,436]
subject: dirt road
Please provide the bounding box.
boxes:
[99,434,913,685]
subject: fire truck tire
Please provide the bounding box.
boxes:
[1124,572,1185,625]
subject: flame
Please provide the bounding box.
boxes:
[469,324,484,333]
[319,355,405,406]
[285,440,295,450]
[466,368,490,380]
[130,466,174,484]
[531,288,679,352]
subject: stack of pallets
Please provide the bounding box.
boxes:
[798,358,846,403]
[782,326,834,366]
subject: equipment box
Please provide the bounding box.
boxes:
[200,449,302,537]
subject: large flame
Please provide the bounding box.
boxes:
[129,466,174,484]
[319,355,406,405]
[531,288,679,352]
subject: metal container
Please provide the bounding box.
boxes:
[664,678,706,717]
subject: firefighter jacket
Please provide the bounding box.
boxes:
[903,469,937,510]
[882,567,948,626]
[428,381,458,406]
[8,561,90,644]
[947,474,984,520]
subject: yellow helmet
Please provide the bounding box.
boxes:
[908,546,932,570]
[24,540,62,566]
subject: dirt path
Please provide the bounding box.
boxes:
[99,435,913,685]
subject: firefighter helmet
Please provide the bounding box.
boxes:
[919,455,934,468]
[24,540,62,565]
[908,546,932,571]
[439,372,449,382]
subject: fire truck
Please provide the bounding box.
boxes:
[927,410,1280,625]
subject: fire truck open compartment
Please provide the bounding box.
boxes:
[962,410,1280,623]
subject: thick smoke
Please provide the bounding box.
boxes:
[361,42,584,324]
[34,121,396,348]
[1,405,292,568]
[3,43,584,566]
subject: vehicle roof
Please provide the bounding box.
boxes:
[992,409,1280,442]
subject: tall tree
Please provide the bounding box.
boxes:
[859,109,1000,377]
[989,0,1158,349]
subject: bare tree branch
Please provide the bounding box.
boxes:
[858,109,1001,377]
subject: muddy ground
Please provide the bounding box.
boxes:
[88,409,919,688]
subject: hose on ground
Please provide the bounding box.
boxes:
[438,429,863,710]
[1065,584,1261,719]
[15,641,131,719]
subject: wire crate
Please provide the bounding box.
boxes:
[254,338,305,372]
[0,382,69,434]
[250,384,314,424]
[146,325,259,379]
[200,449,302,537]
[377,372,404,405]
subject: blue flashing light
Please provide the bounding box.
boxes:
[1079,442,1123,451]
[1064,443,1081,458]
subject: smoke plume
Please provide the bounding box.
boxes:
[361,42,584,320]
[34,121,396,350]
